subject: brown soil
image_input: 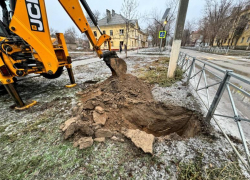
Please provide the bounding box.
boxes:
[62,74,204,142]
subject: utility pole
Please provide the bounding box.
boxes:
[167,0,189,78]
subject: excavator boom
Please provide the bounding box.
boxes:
[58,0,127,76]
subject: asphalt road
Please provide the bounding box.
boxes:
[181,48,250,78]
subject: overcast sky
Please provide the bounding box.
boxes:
[46,0,206,33]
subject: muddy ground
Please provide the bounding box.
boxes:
[0,51,249,179]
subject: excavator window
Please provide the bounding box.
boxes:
[0,2,9,37]
[0,23,6,36]
[0,0,13,28]
[0,3,3,22]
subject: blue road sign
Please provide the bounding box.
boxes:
[159,31,166,38]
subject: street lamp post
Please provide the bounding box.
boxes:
[159,20,168,52]
[159,8,170,52]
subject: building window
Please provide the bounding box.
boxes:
[247,37,250,43]
[120,29,124,35]
[241,37,245,43]
[224,39,227,43]
[110,30,113,36]
[93,31,97,37]
[103,30,106,34]
[111,41,114,47]
[104,41,107,47]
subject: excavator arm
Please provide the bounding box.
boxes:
[58,0,127,76]
[59,0,111,57]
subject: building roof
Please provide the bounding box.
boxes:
[88,10,149,36]
[191,30,202,35]
[89,10,137,27]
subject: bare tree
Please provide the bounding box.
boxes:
[197,0,250,47]
[86,10,102,24]
[50,28,58,38]
[201,0,233,46]
[146,9,162,47]
[121,0,139,58]
[198,18,210,46]
[77,34,90,50]
[181,20,195,46]
[145,0,178,47]
[64,27,78,44]
[93,10,101,20]
[164,0,179,36]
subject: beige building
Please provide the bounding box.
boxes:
[189,30,203,46]
[89,10,148,51]
[213,6,250,50]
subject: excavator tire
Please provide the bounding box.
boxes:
[0,84,7,95]
[41,67,64,79]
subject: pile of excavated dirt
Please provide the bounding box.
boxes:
[60,74,204,153]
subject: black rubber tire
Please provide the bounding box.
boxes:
[0,85,7,95]
[41,67,64,79]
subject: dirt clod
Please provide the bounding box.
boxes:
[64,123,78,139]
[95,129,113,138]
[93,110,107,125]
[74,137,93,149]
[78,122,94,136]
[95,106,105,114]
[94,137,106,143]
[60,117,77,132]
[122,129,155,154]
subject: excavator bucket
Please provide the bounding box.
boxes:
[109,58,127,77]
[103,51,127,77]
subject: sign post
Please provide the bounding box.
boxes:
[159,31,166,52]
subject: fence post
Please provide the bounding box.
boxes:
[186,58,196,85]
[177,52,182,64]
[205,70,233,123]
[181,54,186,70]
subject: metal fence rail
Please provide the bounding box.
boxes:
[182,46,230,55]
[177,52,250,173]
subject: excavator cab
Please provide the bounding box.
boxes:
[0,0,126,110]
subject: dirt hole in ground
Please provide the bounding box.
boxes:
[61,74,204,152]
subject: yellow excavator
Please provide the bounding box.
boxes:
[0,0,127,110]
